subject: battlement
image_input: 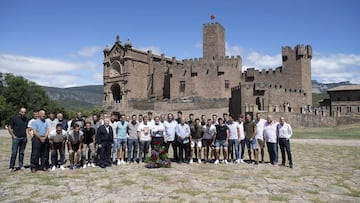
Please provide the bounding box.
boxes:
[282,44,312,60]
[182,55,241,64]
[241,66,283,78]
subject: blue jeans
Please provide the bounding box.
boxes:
[10,136,27,169]
[239,139,246,159]
[127,139,139,162]
[267,142,278,164]
[228,139,239,160]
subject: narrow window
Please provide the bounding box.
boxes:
[225,80,230,89]
[180,81,185,92]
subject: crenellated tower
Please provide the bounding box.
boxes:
[203,23,225,59]
[281,45,312,105]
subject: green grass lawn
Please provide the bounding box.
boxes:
[293,124,360,139]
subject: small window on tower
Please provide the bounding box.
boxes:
[225,80,230,89]
[180,81,185,93]
[282,56,288,62]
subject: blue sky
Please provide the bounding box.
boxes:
[0,0,359,87]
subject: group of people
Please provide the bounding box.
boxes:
[7,107,294,173]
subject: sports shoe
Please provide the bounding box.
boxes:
[214,160,219,164]
[189,159,193,164]
[117,160,121,165]
[255,161,259,165]
[91,163,96,168]
[69,165,75,170]
[9,168,15,172]
[87,163,91,167]
[235,159,240,164]
[51,166,56,171]
[60,165,65,170]
[198,159,201,164]
[240,159,245,163]
[290,164,293,169]
[83,164,87,169]
[121,160,126,164]
[224,160,229,164]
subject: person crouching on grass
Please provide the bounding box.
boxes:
[67,124,84,169]
[49,124,67,171]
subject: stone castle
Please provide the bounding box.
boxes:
[102,22,312,118]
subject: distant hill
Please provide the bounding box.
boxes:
[312,80,352,93]
[43,85,103,111]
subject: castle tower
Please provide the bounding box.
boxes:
[203,23,225,59]
[281,45,312,105]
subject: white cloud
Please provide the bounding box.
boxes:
[0,53,102,87]
[243,52,282,69]
[225,42,244,57]
[77,46,102,57]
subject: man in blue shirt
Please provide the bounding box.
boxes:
[30,109,49,172]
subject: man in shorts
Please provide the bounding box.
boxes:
[243,114,258,164]
[190,118,203,164]
[67,124,84,169]
[49,124,67,170]
[202,119,216,163]
[255,113,267,163]
[114,115,128,165]
[213,118,229,164]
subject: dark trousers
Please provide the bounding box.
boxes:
[164,140,177,161]
[239,139,246,159]
[9,136,27,169]
[99,142,112,167]
[267,142,278,164]
[139,140,150,161]
[51,142,65,166]
[279,138,293,165]
[178,142,190,162]
[30,137,49,170]
[127,139,139,162]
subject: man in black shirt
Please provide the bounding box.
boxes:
[8,107,28,171]
[213,118,229,164]
[82,122,96,168]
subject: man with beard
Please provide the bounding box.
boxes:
[82,122,96,168]
[68,124,84,169]
[127,115,140,163]
[164,113,178,162]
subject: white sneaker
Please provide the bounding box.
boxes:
[91,163,96,168]
[189,159,193,164]
[117,160,121,165]
[224,160,229,164]
[214,160,219,164]
[87,163,91,167]
[60,165,65,170]
[121,160,126,164]
[51,166,56,171]
[83,164,87,169]
[240,159,245,164]
[235,159,240,164]
[198,159,201,164]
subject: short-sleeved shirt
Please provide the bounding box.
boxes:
[164,120,177,141]
[49,129,67,143]
[243,121,256,139]
[32,119,49,137]
[137,123,151,141]
[255,118,267,139]
[151,123,165,138]
[128,122,140,139]
[68,130,83,145]
[83,128,96,145]
[116,121,128,139]
[226,122,240,140]
[190,124,203,140]
[46,118,59,134]
[9,115,28,137]
[202,124,216,140]
[215,124,228,141]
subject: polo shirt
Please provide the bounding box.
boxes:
[9,115,28,137]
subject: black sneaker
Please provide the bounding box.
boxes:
[255,161,259,165]
[289,164,293,168]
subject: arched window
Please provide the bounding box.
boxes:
[111,83,121,103]
[111,61,123,75]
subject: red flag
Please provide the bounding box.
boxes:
[210,14,216,20]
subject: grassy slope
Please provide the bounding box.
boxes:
[293,124,360,139]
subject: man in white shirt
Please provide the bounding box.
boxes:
[255,113,267,163]
[237,115,245,163]
[226,115,241,163]
[164,113,178,161]
[263,115,279,165]
[151,116,166,149]
[137,116,152,162]
[202,119,216,163]
[277,116,293,168]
